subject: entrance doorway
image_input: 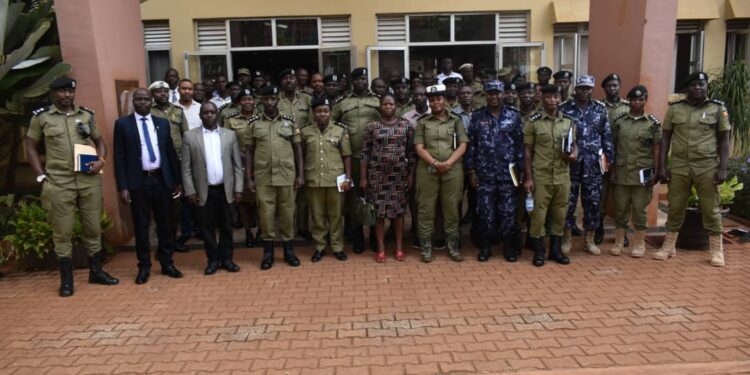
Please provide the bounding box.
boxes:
[409,44,495,76]
[232,50,319,84]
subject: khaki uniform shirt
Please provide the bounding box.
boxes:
[604,98,630,127]
[224,112,255,151]
[396,100,415,119]
[279,90,312,128]
[414,112,468,164]
[663,99,731,176]
[150,104,187,155]
[331,91,381,159]
[301,122,352,187]
[612,113,662,185]
[219,103,241,126]
[27,104,102,187]
[247,113,301,186]
[523,111,576,185]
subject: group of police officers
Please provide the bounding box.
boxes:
[27,59,731,296]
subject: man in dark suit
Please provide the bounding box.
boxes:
[113,88,184,284]
[182,102,244,275]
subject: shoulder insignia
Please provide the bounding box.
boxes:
[218,103,229,111]
[333,121,346,129]
[281,115,296,124]
[647,114,661,126]
[613,111,629,122]
[561,112,575,121]
[32,106,50,116]
[669,99,686,106]
[709,99,725,106]
[622,99,630,105]
[80,106,95,114]
[528,112,543,122]
[248,115,261,123]
[592,99,606,108]
[506,105,519,112]
[227,112,241,119]
[300,90,312,96]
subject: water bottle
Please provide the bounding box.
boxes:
[525,192,534,212]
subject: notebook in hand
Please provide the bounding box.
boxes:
[74,144,99,173]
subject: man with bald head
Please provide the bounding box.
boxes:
[114,88,184,284]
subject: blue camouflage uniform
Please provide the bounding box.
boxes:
[559,99,614,231]
[464,105,524,236]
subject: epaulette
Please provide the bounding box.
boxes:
[622,99,630,105]
[647,114,661,126]
[709,99,725,106]
[32,106,50,116]
[300,90,312,96]
[613,111,629,122]
[561,112,575,121]
[505,105,519,112]
[592,99,606,108]
[669,99,686,105]
[218,103,230,111]
[227,112,241,119]
[281,115,296,124]
[248,115,261,123]
[528,112,543,122]
[417,112,432,120]
[333,121,346,129]
[80,106,95,114]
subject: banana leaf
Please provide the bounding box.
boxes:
[0,20,50,80]
[0,60,53,92]
[2,1,25,53]
[4,61,69,112]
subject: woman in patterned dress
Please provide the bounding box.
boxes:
[360,94,416,262]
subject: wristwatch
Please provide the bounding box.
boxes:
[36,174,47,183]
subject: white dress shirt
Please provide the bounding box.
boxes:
[436,71,463,84]
[202,127,224,186]
[179,100,202,130]
[168,88,180,104]
[135,113,161,171]
[210,95,231,108]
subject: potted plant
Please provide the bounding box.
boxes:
[677,177,744,250]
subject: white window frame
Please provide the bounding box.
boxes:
[405,13,499,46]
[553,23,588,79]
[143,21,172,82]
[183,50,233,82]
[318,46,357,75]
[365,46,409,82]
[671,22,705,92]
[497,41,547,71]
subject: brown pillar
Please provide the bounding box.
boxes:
[55,0,147,245]
[588,0,678,227]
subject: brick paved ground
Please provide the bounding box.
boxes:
[1,234,749,374]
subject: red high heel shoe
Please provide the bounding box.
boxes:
[375,251,386,263]
[395,249,405,261]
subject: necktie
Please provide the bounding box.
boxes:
[171,90,177,103]
[140,117,157,163]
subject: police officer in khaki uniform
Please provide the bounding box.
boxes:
[218,81,242,126]
[655,72,731,266]
[458,63,485,108]
[224,88,260,247]
[392,77,414,118]
[26,77,119,297]
[414,84,468,263]
[246,85,305,270]
[302,97,353,262]
[523,84,577,267]
[609,85,661,257]
[278,68,314,240]
[332,67,381,252]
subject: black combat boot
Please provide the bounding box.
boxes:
[503,233,520,263]
[352,227,365,254]
[282,241,300,267]
[245,229,254,248]
[477,237,491,262]
[548,236,571,265]
[58,257,74,297]
[88,252,119,285]
[261,241,274,270]
[532,237,545,267]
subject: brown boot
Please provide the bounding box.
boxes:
[561,228,572,255]
[630,231,647,258]
[609,229,625,256]
[653,231,677,260]
[709,234,725,267]
[583,231,601,255]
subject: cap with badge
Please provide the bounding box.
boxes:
[236,88,254,100]
[147,81,170,91]
[537,67,552,75]
[516,82,536,92]
[626,85,648,98]
[458,63,474,72]
[507,83,517,92]
[601,73,621,87]
[575,74,595,88]
[252,70,264,78]
[390,77,410,86]
[50,77,77,90]
[351,67,367,78]
[442,77,463,85]
[237,68,251,76]
[311,96,333,109]
[540,84,562,94]
[553,70,573,80]
[425,84,447,97]
[324,74,340,83]
[497,67,512,77]
[258,85,280,96]
[684,71,708,86]
[278,68,296,81]
[484,80,505,92]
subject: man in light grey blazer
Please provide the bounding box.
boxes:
[182,102,244,275]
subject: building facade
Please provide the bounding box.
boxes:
[141,0,749,93]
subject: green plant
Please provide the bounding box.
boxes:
[708,61,750,155]
[687,176,744,208]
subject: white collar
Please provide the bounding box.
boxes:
[202,126,220,134]
[136,113,152,122]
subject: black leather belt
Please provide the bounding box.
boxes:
[208,184,224,190]
[143,168,161,176]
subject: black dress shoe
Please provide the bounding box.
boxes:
[260,259,273,270]
[477,249,490,262]
[220,260,240,272]
[177,234,191,245]
[161,265,183,278]
[505,255,518,262]
[284,255,300,267]
[333,252,347,261]
[311,250,324,262]
[173,243,189,253]
[204,262,219,275]
[135,268,150,284]
[89,270,119,285]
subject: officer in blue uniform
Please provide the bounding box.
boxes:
[559,75,614,255]
[464,81,524,262]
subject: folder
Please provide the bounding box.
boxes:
[74,144,100,173]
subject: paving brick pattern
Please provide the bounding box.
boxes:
[1,237,749,374]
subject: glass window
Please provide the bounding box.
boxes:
[454,14,495,41]
[276,19,318,46]
[554,35,576,73]
[147,50,171,83]
[230,20,272,47]
[321,50,351,76]
[409,15,450,43]
[200,55,227,79]
[502,45,543,81]
[578,35,588,75]
[727,32,748,63]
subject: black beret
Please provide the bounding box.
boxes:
[516,82,536,92]
[324,74,340,83]
[540,84,562,94]
[684,71,708,86]
[278,68,295,80]
[258,85,280,96]
[552,71,573,80]
[536,67,552,75]
[390,77,410,86]
[351,67,367,78]
[236,88,254,100]
[442,77,463,85]
[252,70,264,78]
[601,73,621,87]
[626,85,648,98]
[507,83,518,91]
[311,96,333,109]
[50,77,76,90]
